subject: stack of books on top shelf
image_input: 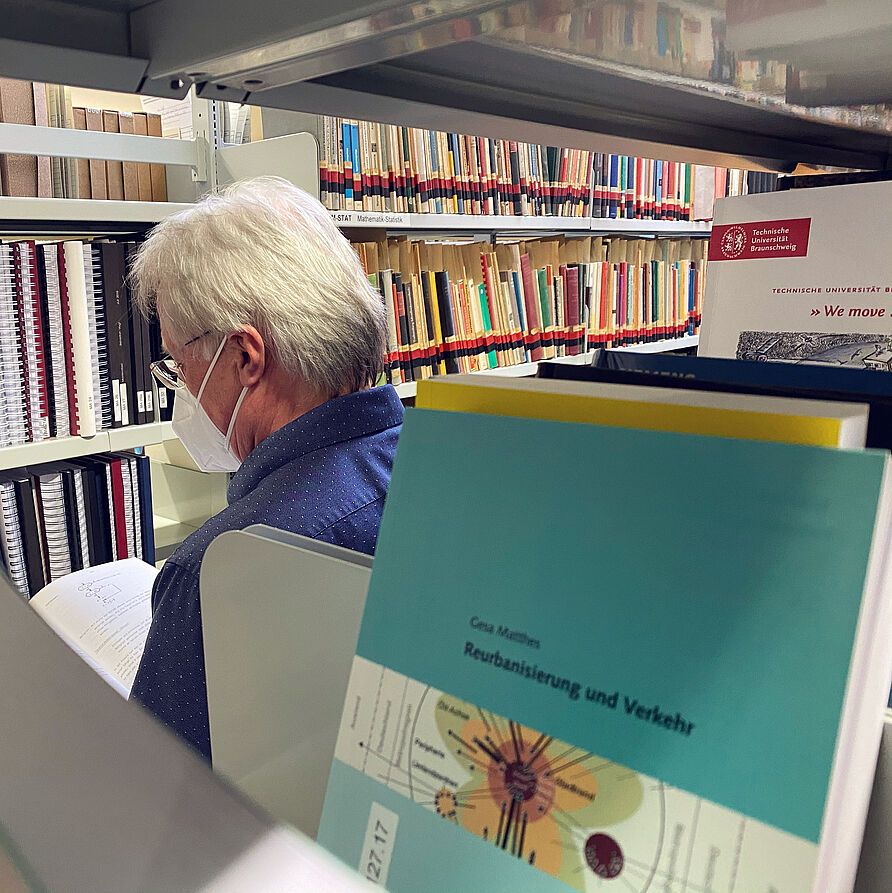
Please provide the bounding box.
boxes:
[0,78,168,201]
[0,451,154,599]
[319,117,778,220]
[353,234,706,384]
[0,238,173,449]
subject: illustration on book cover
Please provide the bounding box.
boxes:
[737,332,892,370]
[332,656,818,892]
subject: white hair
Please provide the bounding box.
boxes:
[131,176,385,395]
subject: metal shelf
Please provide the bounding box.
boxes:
[0,1,887,173]
[331,210,711,236]
[609,333,699,353]
[0,122,200,167]
[0,197,194,235]
[393,335,699,398]
[0,421,180,472]
[0,201,711,239]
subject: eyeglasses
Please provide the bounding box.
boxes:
[150,357,186,390]
[150,330,212,390]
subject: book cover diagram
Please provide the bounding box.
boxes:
[318,409,892,893]
[699,180,892,369]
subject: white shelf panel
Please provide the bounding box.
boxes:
[0,122,200,166]
[607,333,699,353]
[0,433,108,469]
[153,514,199,550]
[392,336,697,399]
[589,219,711,235]
[0,421,179,471]
[0,197,193,224]
[0,201,709,234]
[107,423,167,452]
[330,209,711,235]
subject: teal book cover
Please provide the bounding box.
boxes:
[318,408,887,892]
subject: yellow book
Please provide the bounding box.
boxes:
[415,376,869,448]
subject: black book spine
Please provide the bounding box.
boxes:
[14,477,44,596]
[59,468,84,572]
[150,316,173,421]
[70,459,113,565]
[434,270,459,375]
[135,454,155,565]
[139,286,154,423]
[79,464,103,566]
[392,272,411,383]
[88,459,115,564]
[399,275,420,382]
[100,242,131,427]
[124,243,149,426]
[508,143,522,215]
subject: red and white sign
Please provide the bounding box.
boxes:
[708,218,811,261]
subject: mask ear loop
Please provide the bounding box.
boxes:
[196,337,229,402]
[225,387,250,449]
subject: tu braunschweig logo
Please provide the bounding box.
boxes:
[720,225,747,259]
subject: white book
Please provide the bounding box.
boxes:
[15,241,49,442]
[30,558,157,697]
[61,241,96,438]
[41,245,71,439]
[700,180,892,366]
[0,480,28,597]
[34,472,72,582]
[127,456,143,561]
[81,243,106,432]
[0,245,28,448]
[118,457,136,559]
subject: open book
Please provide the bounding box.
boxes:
[29,558,157,697]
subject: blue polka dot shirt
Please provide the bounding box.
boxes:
[129,385,404,761]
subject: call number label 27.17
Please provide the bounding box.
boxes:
[360,803,399,886]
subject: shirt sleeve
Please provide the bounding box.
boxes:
[129,559,212,761]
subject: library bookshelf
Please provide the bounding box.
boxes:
[0,115,711,566]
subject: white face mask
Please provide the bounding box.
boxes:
[171,337,249,473]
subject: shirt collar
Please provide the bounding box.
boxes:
[227,385,404,503]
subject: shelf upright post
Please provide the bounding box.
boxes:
[190,93,219,191]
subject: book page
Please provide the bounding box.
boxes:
[30,558,157,697]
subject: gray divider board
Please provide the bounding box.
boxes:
[855,714,892,893]
[200,527,370,840]
[0,573,272,893]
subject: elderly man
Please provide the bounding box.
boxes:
[129,177,403,760]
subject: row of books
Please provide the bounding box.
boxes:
[515,1,726,82]
[0,238,172,448]
[518,0,892,137]
[0,79,168,201]
[0,451,154,599]
[353,235,706,384]
[320,117,772,219]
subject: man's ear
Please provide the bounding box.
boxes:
[229,326,266,387]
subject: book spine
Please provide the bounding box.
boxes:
[100,243,129,427]
[60,242,96,437]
